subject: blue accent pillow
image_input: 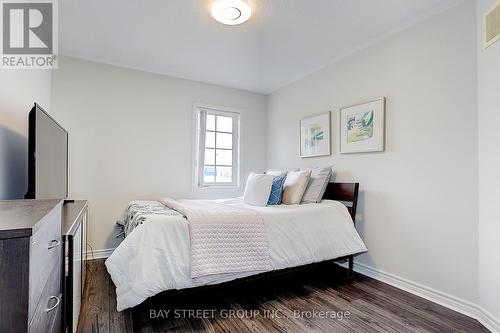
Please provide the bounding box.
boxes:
[268,176,286,205]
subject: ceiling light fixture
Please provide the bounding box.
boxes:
[211,0,251,25]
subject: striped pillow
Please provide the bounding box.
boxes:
[301,167,332,203]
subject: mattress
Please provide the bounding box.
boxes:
[105,198,367,311]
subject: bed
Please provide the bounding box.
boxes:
[105,182,367,311]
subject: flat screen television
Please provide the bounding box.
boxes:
[25,103,68,199]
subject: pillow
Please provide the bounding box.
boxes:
[267,176,286,205]
[265,170,288,177]
[243,173,273,206]
[282,170,312,205]
[301,167,333,203]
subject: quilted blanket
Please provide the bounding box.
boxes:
[159,198,271,278]
[116,201,182,237]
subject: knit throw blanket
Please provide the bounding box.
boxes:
[159,198,271,278]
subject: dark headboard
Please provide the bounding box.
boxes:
[322,182,359,223]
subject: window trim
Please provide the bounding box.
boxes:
[193,103,240,189]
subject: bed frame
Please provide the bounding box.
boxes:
[322,182,360,277]
[136,182,361,309]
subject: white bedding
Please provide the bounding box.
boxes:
[105,198,367,311]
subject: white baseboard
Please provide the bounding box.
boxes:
[347,261,500,333]
[85,248,499,332]
[478,307,500,333]
[86,247,115,260]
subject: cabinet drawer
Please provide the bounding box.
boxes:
[50,300,61,333]
[29,206,62,319]
[29,264,61,333]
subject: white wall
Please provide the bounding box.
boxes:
[0,70,52,199]
[267,1,478,303]
[477,0,500,327]
[51,57,268,251]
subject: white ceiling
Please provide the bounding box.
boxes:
[60,0,460,94]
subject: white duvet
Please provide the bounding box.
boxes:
[105,198,367,311]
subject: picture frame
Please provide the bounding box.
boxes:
[484,0,500,49]
[300,112,331,158]
[340,97,385,154]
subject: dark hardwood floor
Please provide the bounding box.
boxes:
[77,260,488,333]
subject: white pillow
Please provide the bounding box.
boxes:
[243,173,274,206]
[265,170,288,177]
[282,170,312,205]
[301,167,333,203]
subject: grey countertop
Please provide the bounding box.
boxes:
[0,199,63,239]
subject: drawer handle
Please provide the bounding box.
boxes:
[48,239,61,250]
[45,296,60,312]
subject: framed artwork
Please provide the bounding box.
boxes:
[340,97,385,154]
[300,112,331,158]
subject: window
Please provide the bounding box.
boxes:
[195,106,239,188]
